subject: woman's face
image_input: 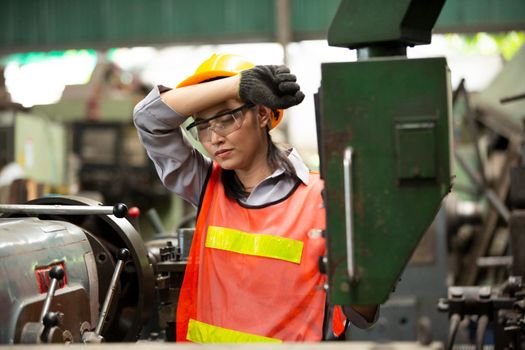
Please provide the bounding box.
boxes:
[194,98,270,171]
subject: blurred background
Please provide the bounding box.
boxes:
[0,1,525,346]
[1,0,523,239]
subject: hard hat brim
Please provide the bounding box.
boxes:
[176,70,237,88]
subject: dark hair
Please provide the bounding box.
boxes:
[222,132,297,200]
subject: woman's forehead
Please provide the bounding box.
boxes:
[195,99,243,119]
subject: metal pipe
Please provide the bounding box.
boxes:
[475,314,489,350]
[146,208,165,235]
[0,203,128,218]
[274,0,291,65]
[477,256,513,268]
[454,150,510,223]
[500,92,525,104]
[463,84,488,186]
[446,313,461,350]
[357,45,407,60]
[95,248,130,336]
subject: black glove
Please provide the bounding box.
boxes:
[239,65,305,110]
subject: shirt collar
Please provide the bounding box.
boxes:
[268,148,309,185]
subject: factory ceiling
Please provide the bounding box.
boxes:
[0,0,524,53]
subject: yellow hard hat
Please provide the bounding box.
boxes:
[177,53,284,130]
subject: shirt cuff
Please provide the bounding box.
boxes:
[344,306,380,329]
[135,85,187,128]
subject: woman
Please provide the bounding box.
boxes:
[133,53,377,343]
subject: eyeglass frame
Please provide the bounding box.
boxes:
[185,102,255,140]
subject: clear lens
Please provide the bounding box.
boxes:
[196,122,210,142]
[188,105,249,143]
[212,112,241,135]
[187,121,203,142]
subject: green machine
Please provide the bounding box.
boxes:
[318,0,453,305]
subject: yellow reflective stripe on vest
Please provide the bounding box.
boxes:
[187,318,282,343]
[205,226,303,264]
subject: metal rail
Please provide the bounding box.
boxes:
[343,146,356,282]
[0,203,128,218]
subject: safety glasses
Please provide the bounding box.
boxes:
[186,103,255,143]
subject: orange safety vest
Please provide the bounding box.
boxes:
[176,163,345,343]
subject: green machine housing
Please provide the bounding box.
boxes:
[318,0,452,305]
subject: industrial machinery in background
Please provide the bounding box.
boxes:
[0,196,188,344]
[0,108,69,203]
[0,60,173,212]
[436,46,525,349]
[64,62,173,214]
[72,121,171,212]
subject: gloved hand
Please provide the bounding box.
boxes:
[239,65,305,110]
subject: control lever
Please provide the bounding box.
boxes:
[94,248,130,337]
[21,266,65,343]
[40,266,64,321]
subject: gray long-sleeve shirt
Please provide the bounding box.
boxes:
[133,85,378,329]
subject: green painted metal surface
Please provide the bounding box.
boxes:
[1,0,274,51]
[1,0,525,52]
[291,0,340,39]
[319,57,452,304]
[437,0,525,33]
[328,0,445,49]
